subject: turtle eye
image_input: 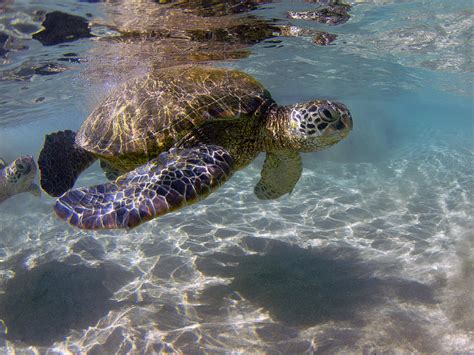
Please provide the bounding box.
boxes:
[17,163,26,171]
[320,108,338,122]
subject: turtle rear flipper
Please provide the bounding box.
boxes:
[38,130,97,197]
[54,145,234,230]
[254,151,302,200]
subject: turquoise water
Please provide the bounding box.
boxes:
[0,0,473,353]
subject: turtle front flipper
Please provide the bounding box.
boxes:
[254,151,302,200]
[0,158,6,169]
[38,130,97,197]
[54,145,234,230]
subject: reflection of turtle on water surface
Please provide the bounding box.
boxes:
[288,3,352,25]
[38,65,353,230]
[0,156,40,203]
[101,0,344,54]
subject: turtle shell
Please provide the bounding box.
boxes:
[76,65,273,171]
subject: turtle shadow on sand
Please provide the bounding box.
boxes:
[195,237,438,327]
[0,259,133,347]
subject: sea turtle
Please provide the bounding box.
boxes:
[38,65,352,230]
[0,156,40,203]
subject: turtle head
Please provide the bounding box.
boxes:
[5,156,37,191]
[277,100,353,152]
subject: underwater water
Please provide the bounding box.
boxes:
[0,0,473,353]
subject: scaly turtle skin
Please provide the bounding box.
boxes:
[38,65,353,230]
[0,156,40,203]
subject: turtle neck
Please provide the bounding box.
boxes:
[261,104,293,152]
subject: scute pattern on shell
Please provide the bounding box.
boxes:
[76,65,272,171]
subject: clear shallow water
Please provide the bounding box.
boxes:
[0,0,473,353]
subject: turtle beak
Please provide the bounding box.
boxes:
[331,101,353,134]
[342,112,353,131]
[24,164,32,174]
